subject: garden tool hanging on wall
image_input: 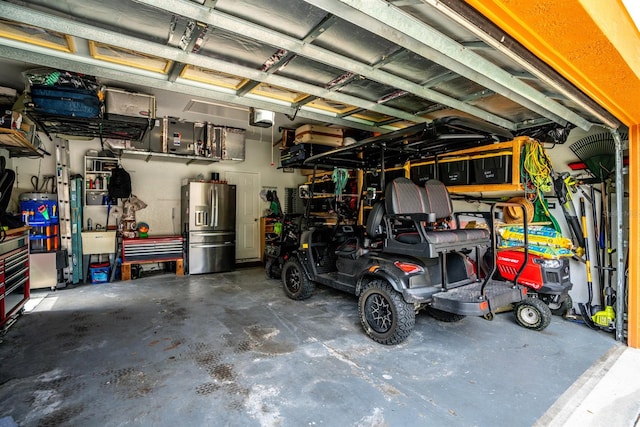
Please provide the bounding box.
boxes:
[578,195,616,332]
[553,172,585,255]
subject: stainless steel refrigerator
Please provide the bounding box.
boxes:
[181,181,236,274]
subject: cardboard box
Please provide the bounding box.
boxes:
[295,125,343,147]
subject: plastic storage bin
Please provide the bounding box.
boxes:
[19,193,59,253]
[438,157,470,185]
[89,262,110,284]
[471,152,512,184]
[410,162,436,185]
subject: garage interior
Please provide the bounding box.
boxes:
[0,0,638,425]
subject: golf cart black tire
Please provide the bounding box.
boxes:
[282,259,314,300]
[515,297,552,331]
[358,280,415,345]
[265,258,279,280]
[426,306,465,322]
[550,294,573,317]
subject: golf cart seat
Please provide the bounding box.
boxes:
[335,201,387,259]
[383,177,490,258]
[365,200,386,240]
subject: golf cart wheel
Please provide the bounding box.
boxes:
[282,259,314,300]
[515,298,552,331]
[358,280,415,345]
[550,294,573,317]
[265,258,279,280]
[426,306,465,322]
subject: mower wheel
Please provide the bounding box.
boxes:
[426,307,465,322]
[282,259,314,300]
[515,298,552,331]
[550,294,573,317]
[359,280,415,345]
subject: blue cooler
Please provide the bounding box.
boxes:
[89,262,110,284]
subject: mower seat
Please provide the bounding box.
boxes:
[383,177,490,258]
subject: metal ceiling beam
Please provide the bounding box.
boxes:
[0,43,386,133]
[302,0,595,130]
[130,0,515,129]
[451,0,621,128]
[459,89,495,103]
[421,71,458,88]
[427,0,619,129]
[302,14,340,43]
[0,2,421,125]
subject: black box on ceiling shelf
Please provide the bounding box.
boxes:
[438,157,470,186]
[409,162,436,186]
[280,143,334,167]
[472,153,512,184]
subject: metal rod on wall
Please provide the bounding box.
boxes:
[610,128,626,342]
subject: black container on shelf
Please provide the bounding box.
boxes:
[438,158,469,186]
[471,154,512,184]
[410,163,436,185]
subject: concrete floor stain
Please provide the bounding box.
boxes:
[163,340,182,351]
[195,382,221,395]
[37,404,84,427]
[213,363,235,381]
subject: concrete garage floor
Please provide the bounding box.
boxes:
[0,267,626,426]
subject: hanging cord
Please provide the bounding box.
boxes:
[522,139,554,216]
[29,157,54,193]
[332,168,349,201]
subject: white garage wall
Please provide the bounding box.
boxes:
[9,132,305,234]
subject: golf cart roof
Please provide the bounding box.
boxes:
[303,116,513,170]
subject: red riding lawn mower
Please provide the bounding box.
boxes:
[460,212,574,317]
[489,249,573,316]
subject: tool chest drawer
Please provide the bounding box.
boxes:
[122,236,184,262]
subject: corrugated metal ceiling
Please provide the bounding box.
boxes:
[0,0,623,137]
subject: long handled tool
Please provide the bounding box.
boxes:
[553,173,585,252]
[590,179,616,332]
[577,196,616,331]
[589,185,604,290]
[577,197,598,329]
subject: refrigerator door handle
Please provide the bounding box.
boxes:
[209,186,214,227]
[190,242,234,249]
[213,186,219,227]
[190,231,233,236]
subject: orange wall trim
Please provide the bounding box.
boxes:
[464,0,640,127]
[629,124,639,348]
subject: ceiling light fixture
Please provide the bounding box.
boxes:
[249,107,274,128]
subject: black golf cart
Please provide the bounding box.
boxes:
[272,118,552,344]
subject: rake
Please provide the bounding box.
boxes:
[569,133,627,182]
